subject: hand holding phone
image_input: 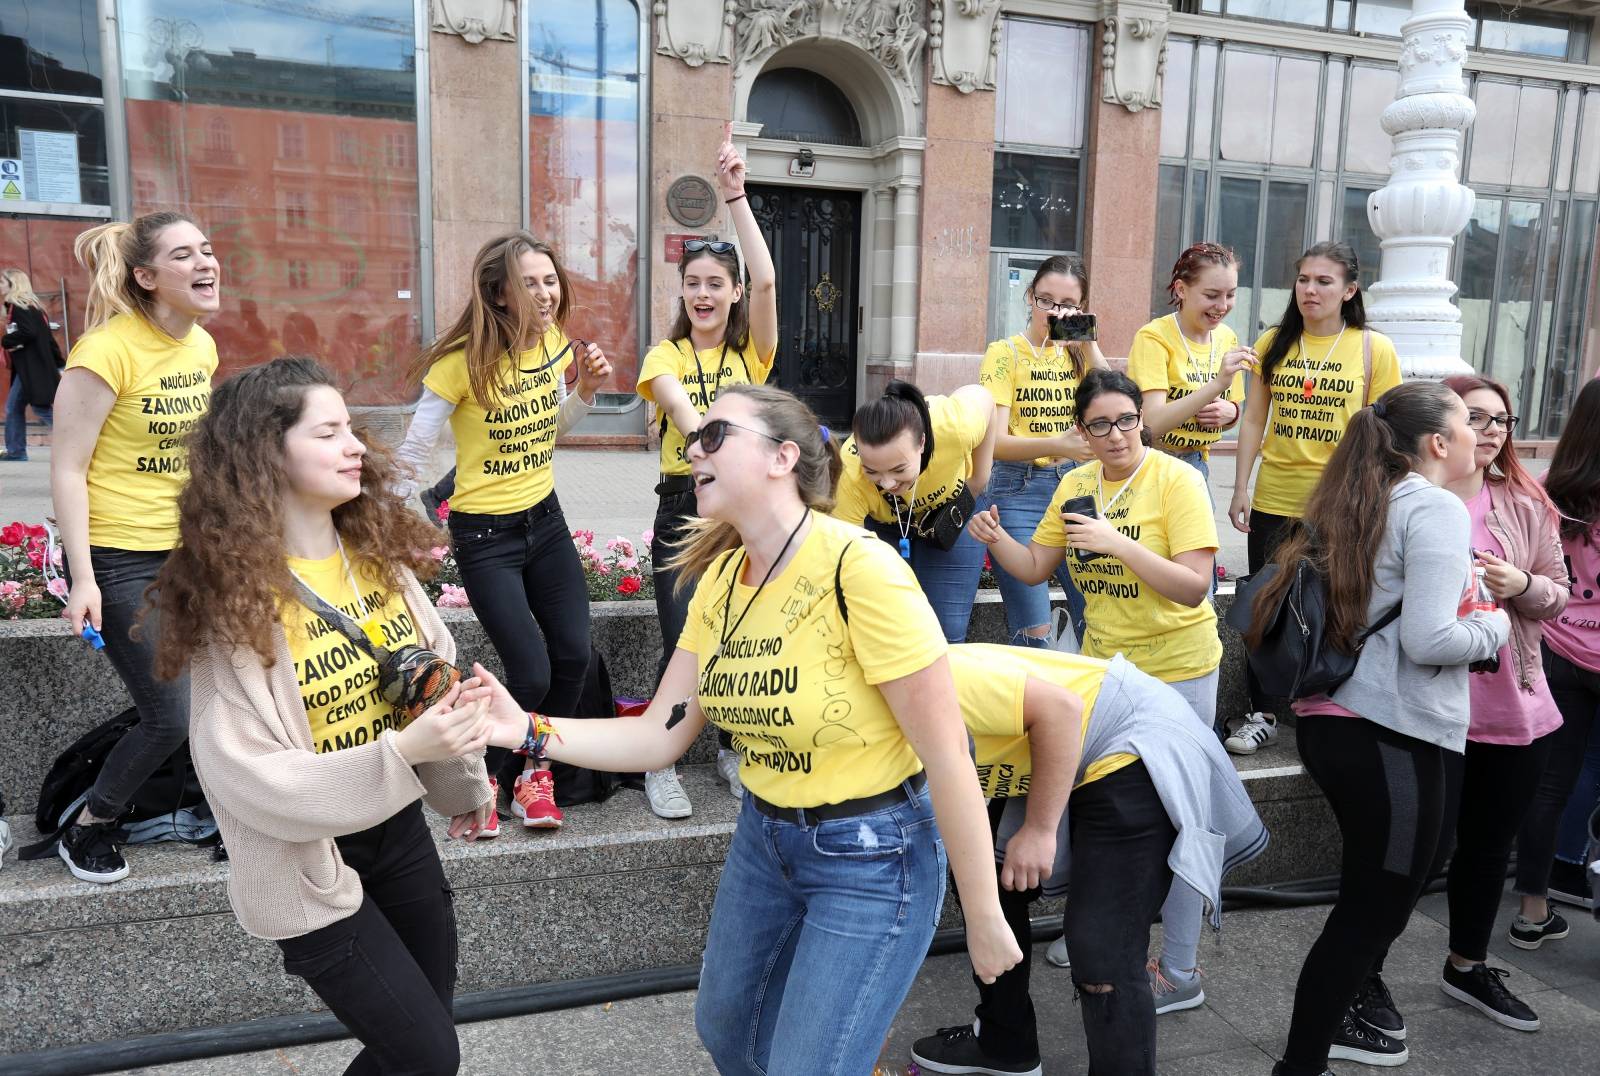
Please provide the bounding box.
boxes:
[1060,495,1104,561]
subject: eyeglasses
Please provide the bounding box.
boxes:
[1082,412,1142,438]
[686,418,784,455]
[1031,295,1079,314]
[1467,410,1519,433]
[683,240,736,256]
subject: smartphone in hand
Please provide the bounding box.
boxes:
[1061,495,1103,562]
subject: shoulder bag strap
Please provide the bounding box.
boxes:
[1356,599,1404,645]
[290,577,394,665]
[834,540,853,625]
[1362,329,1373,407]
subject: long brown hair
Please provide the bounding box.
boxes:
[667,244,750,352]
[1246,381,1461,655]
[410,232,573,408]
[153,357,442,678]
[1259,240,1367,381]
[667,384,843,589]
[1545,377,1600,544]
[74,211,197,331]
[1443,373,1557,521]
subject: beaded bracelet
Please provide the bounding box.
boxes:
[518,711,560,760]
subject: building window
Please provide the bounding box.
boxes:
[336,130,360,165]
[338,261,361,289]
[283,191,310,231]
[287,260,311,289]
[384,132,413,170]
[204,116,233,153]
[749,69,863,146]
[279,122,305,160]
[391,261,411,293]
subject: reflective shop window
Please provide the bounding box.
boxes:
[118,1,423,405]
[529,0,641,391]
[0,0,102,94]
[749,68,862,146]
[990,17,1087,255]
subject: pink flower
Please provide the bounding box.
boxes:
[50,546,63,567]
[25,547,43,569]
[641,528,655,546]
[436,583,471,609]
[430,545,449,561]
[435,499,451,522]
[595,562,611,576]
[617,575,641,595]
[0,523,25,547]
[572,529,595,547]
[618,556,638,572]
[47,577,68,599]
[0,580,20,597]
[7,593,22,611]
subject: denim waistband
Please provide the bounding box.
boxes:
[445,491,562,527]
[749,772,928,827]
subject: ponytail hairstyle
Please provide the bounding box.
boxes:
[1074,368,1154,448]
[73,211,197,331]
[1544,377,1600,544]
[667,384,842,590]
[668,242,750,353]
[1246,381,1461,655]
[1259,241,1367,381]
[0,268,43,310]
[852,379,934,474]
[1167,242,1239,308]
[1027,255,1092,379]
[410,231,573,409]
[1443,374,1558,522]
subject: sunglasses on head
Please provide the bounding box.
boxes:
[683,240,736,256]
[685,418,784,455]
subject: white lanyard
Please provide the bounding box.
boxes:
[888,478,918,558]
[289,536,376,639]
[1170,313,1216,381]
[1297,322,1348,397]
[1017,332,1063,364]
[1095,447,1152,519]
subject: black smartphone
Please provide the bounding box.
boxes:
[1047,313,1097,343]
[1060,495,1103,562]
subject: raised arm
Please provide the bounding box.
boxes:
[720,122,777,363]
[648,373,707,442]
[969,502,1066,585]
[1144,347,1254,439]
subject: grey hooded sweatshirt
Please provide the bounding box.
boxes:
[1324,472,1510,752]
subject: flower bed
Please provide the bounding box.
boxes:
[0,522,65,620]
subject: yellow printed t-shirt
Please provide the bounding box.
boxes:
[282,552,420,755]
[1034,449,1223,683]
[1126,315,1244,458]
[65,313,218,550]
[422,326,572,515]
[637,338,774,475]
[949,643,1135,792]
[833,393,989,528]
[1250,327,1403,517]
[980,334,1083,466]
[678,512,948,808]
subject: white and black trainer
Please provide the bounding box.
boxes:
[1329,1007,1408,1066]
[59,819,130,884]
[1440,961,1540,1032]
[1225,712,1279,755]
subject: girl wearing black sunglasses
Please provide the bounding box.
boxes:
[636,121,779,815]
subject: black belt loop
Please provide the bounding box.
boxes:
[750,771,927,826]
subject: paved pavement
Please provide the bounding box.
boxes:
[108,891,1600,1074]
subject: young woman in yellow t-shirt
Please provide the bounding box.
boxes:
[463,384,1022,1073]
[395,232,611,832]
[832,380,997,642]
[978,256,1108,649]
[1226,241,1403,752]
[1127,243,1256,487]
[46,212,220,885]
[153,358,494,1074]
[634,124,778,815]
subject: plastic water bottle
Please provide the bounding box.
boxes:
[1462,565,1500,674]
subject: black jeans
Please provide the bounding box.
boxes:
[278,802,459,1075]
[1062,762,1177,1076]
[651,485,731,750]
[1245,509,1296,716]
[1515,646,1600,896]
[67,547,189,820]
[449,493,591,778]
[971,798,1043,1063]
[1282,715,1456,1075]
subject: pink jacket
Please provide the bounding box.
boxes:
[1484,480,1570,692]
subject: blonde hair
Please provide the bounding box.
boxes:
[0,268,43,310]
[73,211,197,331]
[667,384,844,589]
[410,232,574,409]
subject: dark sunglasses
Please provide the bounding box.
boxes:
[686,418,783,455]
[683,240,736,256]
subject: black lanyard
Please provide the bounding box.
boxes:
[680,340,731,409]
[706,511,810,676]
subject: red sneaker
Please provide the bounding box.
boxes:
[479,778,501,838]
[512,769,563,829]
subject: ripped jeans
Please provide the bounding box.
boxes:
[984,460,1087,646]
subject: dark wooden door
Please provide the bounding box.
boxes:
[748,184,860,428]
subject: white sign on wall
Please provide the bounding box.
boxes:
[19,129,81,204]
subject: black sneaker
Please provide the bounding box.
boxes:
[58,820,130,883]
[1440,961,1540,1031]
[1353,970,1406,1041]
[1329,1007,1408,1067]
[1507,909,1569,950]
[1271,1066,1333,1076]
[1548,858,1595,911]
[909,1024,1042,1076]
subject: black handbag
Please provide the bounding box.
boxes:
[1224,558,1402,699]
[866,485,976,554]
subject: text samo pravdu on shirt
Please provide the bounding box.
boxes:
[1075,500,1143,599]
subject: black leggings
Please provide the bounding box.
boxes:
[278,802,459,1075]
[1063,762,1177,1076]
[449,493,591,779]
[969,799,1043,1064]
[1516,646,1600,896]
[1245,509,1296,715]
[1281,715,1457,1075]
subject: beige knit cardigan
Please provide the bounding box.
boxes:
[188,569,489,940]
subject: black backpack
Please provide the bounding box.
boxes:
[1224,558,1402,700]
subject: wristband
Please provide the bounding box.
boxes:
[725,193,747,205]
[1515,570,1533,598]
[518,711,561,760]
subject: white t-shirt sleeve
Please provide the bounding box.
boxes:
[392,388,455,500]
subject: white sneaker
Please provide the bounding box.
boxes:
[1045,934,1071,968]
[645,767,692,819]
[1225,712,1278,755]
[716,749,745,799]
[0,817,11,871]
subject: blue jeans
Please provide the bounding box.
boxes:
[1556,719,1600,863]
[695,784,947,1075]
[985,459,1085,646]
[906,521,987,644]
[4,384,50,457]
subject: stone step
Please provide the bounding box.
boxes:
[0,727,1333,1057]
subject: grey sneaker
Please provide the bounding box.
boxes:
[644,766,692,819]
[1045,934,1070,968]
[1149,959,1205,1014]
[715,749,744,799]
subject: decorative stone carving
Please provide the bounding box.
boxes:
[1366,0,1477,380]
[654,0,736,67]
[929,0,1001,94]
[431,0,516,44]
[731,0,928,104]
[1099,0,1169,113]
